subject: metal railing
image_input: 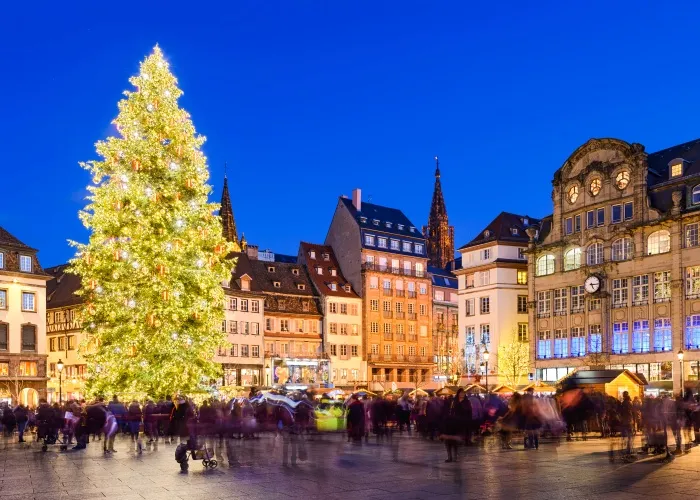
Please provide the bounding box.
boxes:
[362,262,426,278]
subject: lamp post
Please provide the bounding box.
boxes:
[56,359,64,404]
[483,349,490,394]
[678,349,685,396]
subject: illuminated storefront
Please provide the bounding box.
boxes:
[272,358,330,388]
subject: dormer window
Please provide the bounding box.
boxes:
[302,302,310,312]
[309,250,316,259]
[523,218,529,226]
[329,283,337,291]
[322,253,330,261]
[19,255,32,273]
[360,216,367,223]
[292,268,299,276]
[222,279,230,288]
[670,161,683,178]
[484,230,491,238]
[297,284,306,290]
[268,266,275,273]
[273,281,281,288]
[397,224,404,230]
[316,266,323,275]
[330,268,337,277]
[385,222,392,229]
[372,219,380,226]
[409,226,415,233]
[344,284,351,292]
[511,228,519,235]
[241,277,251,291]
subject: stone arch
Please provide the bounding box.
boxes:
[555,138,643,183]
[20,387,38,407]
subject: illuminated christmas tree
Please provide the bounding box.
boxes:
[70,46,234,397]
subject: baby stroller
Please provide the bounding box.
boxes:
[37,414,68,452]
[175,437,217,472]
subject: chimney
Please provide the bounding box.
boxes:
[246,245,259,260]
[352,188,362,211]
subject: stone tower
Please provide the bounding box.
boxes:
[424,156,454,268]
[220,173,242,252]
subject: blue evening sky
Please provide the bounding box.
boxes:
[2,2,699,267]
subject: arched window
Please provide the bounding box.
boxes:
[564,247,582,271]
[586,242,604,266]
[648,230,671,255]
[611,237,633,261]
[693,185,700,205]
[536,255,555,276]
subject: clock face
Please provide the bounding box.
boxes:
[584,275,601,293]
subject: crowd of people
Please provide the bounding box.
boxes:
[2,387,700,467]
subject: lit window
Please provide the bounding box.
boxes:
[536,255,555,276]
[378,237,388,248]
[0,290,6,309]
[364,234,375,246]
[517,270,527,284]
[564,247,581,271]
[686,223,699,248]
[590,178,602,196]
[0,252,4,269]
[402,241,412,252]
[611,238,632,261]
[647,230,670,255]
[390,239,400,250]
[671,163,683,178]
[397,224,404,230]
[615,171,630,190]
[567,185,579,203]
[19,256,32,273]
[414,243,423,254]
[586,242,604,266]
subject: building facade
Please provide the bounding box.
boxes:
[299,242,364,389]
[429,266,459,384]
[326,189,434,390]
[247,248,326,389]
[0,227,50,406]
[424,157,455,268]
[215,252,265,388]
[456,213,533,388]
[529,137,700,395]
[45,265,86,402]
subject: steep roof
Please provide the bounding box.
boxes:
[428,265,458,289]
[428,157,447,222]
[46,264,82,308]
[248,258,316,297]
[225,252,263,293]
[340,197,425,239]
[647,137,700,187]
[0,226,33,250]
[459,212,539,250]
[299,242,360,298]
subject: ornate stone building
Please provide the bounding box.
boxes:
[0,227,50,405]
[424,157,454,269]
[326,189,435,390]
[528,137,700,395]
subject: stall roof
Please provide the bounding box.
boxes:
[561,369,647,388]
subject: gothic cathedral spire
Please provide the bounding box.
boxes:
[220,168,241,252]
[424,156,455,268]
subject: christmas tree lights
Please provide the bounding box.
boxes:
[70,46,234,397]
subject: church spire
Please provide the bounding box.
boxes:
[220,168,240,250]
[424,156,454,268]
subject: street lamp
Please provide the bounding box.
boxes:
[678,349,685,395]
[56,359,64,404]
[483,349,490,394]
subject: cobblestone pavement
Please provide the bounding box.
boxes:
[1,433,700,499]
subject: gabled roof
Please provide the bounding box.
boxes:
[340,197,425,239]
[459,212,539,250]
[226,252,262,293]
[299,242,360,298]
[248,258,316,297]
[46,264,82,309]
[0,226,34,251]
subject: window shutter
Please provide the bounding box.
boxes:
[22,324,36,351]
[0,323,7,350]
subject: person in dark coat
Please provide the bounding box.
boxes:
[160,395,175,443]
[441,389,470,462]
[143,399,157,443]
[347,395,365,442]
[74,401,108,450]
[171,397,194,444]
[13,404,29,443]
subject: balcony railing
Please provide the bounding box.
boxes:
[395,290,405,297]
[383,288,393,296]
[612,302,627,309]
[408,334,417,342]
[632,300,648,307]
[408,291,417,298]
[382,311,393,319]
[395,333,406,342]
[537,312,551,318]
[407,313,417,320]
[395,311,405,319]
[654,297,670,303]
[362,262,426,278]
[553,310,567,316]
[570,307,585,314]
[383,333,393,341]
